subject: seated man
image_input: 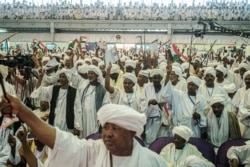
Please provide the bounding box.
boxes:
[1,96,167,167]
[160,125,215,167]
[227,140,250,167]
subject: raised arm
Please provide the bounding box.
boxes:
[1,94,56,149]
[105,63,115,93]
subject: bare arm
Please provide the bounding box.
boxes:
[1,94,56,149]
[105,63,115,93]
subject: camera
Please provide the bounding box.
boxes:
[0,53,35,68]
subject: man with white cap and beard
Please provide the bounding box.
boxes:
[0,98,167,167]
[77,65,109,138]
[160,125,215,167]
[162,62,208,138]
[140,68,170,146]
[32,68,82,135]
[105,63,141,112]
[215,64,231,87]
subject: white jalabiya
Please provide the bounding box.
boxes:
[77,82,110,138]
[160,143,215,167]
[232,86,248,108]
[238,89,250,138]
[33,85,82,132]
[171,79,187,93]
[37,128,167,167]
[206,107,229,149]
[109,87,141,112]
[140,83,170,145]
[184,155,213,167]
[227,143,250,166]
[41,72,59,87]
[162,82,208,137]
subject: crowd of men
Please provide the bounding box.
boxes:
[0,42,250,166]
[0,1,249,21]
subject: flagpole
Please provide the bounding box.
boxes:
[187,28,194,78]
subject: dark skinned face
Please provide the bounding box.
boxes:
[211,102,224,118]
[173,134,186,149]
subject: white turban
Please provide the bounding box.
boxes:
[172,125,193,142]
[216,65,227,76]
[78,65,89,74]
[223,83,236,93]
[110,64,120,74]
[172,62,183,72]
[138,70,149,78]
[84,58,92,64]
[171,66,183,78]
[0,65,8,79]
[239,63,249,71]
[97,104,146,136]
[88,65,103,83]
[204,67,216,77]
[125,60,136,69]
[150,69,164,77]
[184,155,210,167]
[42,56,50,63]
[98,61,105,67]
[193,56,202,63]
[45,57,59,70]
[56,68,72,81]
[75,59,85,67]
[123,73,137,84]
[209,94,226,106]
[92,57,101,64]
[187,76,201,87]
[181,62,189,70]
[243,71,250,80]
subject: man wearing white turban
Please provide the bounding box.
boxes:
[0,98,168,167]
[109,64,124,90]
[169,65,187,92]
[105,64,141,112]
[33,68,82,135]
[160,126,215,167]
[40,57,59,87]
[140,68,170,146]
[135,70,149,98]
[206,94,241,152]
[215,65,232,87]
[162,63,208,138]
[77,65,109,138]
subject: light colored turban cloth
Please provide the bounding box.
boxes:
[125,60,136,69]
[97,104,146,136]
[181,62,189,70]
[187,76,201,87]
[56,68,72,81]
[110,64,120,74]
[92,57,101,64]
[150,69,164,77]
[172,125,193,142]
[78,65,89,74]
[184,155,210,167]
[223,83,236,93]
[88,65,103,83]
[204,67,216,77]
[171,66,183,78]
[172,62,183,72]
[0,65,8,79]
[98,61,105,67]
[45,57,59,70]
[209,94,226,106]
[123,73,137,84]
[243,71,250,80]
[138,70,149,78]
[84,58,92,64]
[75,59,85,66]
[239,63,249,71]
[216,65,227,76]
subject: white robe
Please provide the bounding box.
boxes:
[227,144,250,166]
[161,82,208,137]
[160,143,215,167]
[77,82,110,138]
[38,128,167,167]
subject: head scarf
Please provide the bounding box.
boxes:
[56,68,72,81]
[92,57,101,64]
[45,57,59,70]
[239,63,249,71]
[204,67,216,77]
[243,71,250,80]
[209,94,226,106]
[88,65,103,83]
[123,73,137,84]
[187,76,201,87]
[171,66,183,78]
[181,62,189,70]
[125,60,136,69]
[78,65,89,74]
[223,83,236,93]
[97,104,146,136]
[110,64,120,74]
[138,70,149,78]
[172,125,193,142]
[150,69,164,77]
[216,65,227,76]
